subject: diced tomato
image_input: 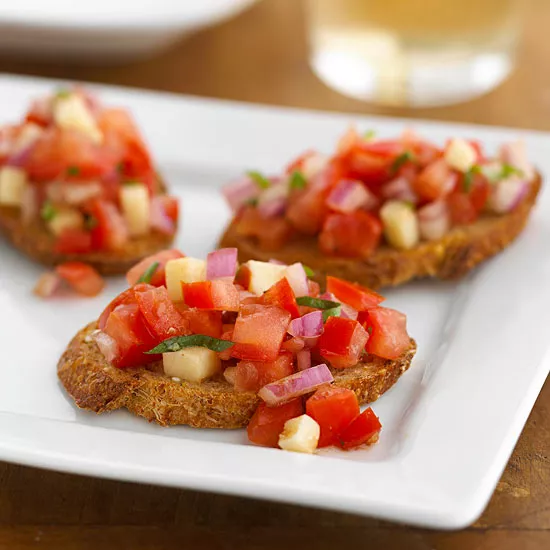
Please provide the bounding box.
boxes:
[413,159,457,202]
[285,150,317,175]
[182,280,240,312]
[236,207,294,251]
[247,398,304,448]
[363,307,410,360]
[160,195,179,223]
[126,249,184,287]
[326,276,384,311]
[97,284,152,330]
[53,229,93,254]
[319,211,382,258]
[308,280,320,297]
[281,336,305,353]
[55,261,104,297]
[25,97,52,128]
[231,304,291,362]
[306,386,360,447]
[339,408,382,449]
[234,265,251,289]
[261,277,300,318]
[448,173,490,225]
[343,140,401,186]
[87,199,128,251]
[103,302,159,368]
[134,285,190,341]
[234,353,295,392]
[286,178,332,235]
[176,307,223,338]
[318,316,369,369]
[219,328,234,361]
[469,177,491,212]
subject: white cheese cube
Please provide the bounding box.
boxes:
[0,167,28,207]
[278,415,320,454]
[246,260,287,295]
[444,138,477,172]
[120,184,150,237]
[380,200,419,250]
[47,208,84,236]
[165,257,206,302]
[53,94,102,144]
[13,123,43,154]
[163,347,221,383]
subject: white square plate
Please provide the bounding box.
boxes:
[0,74,548,530]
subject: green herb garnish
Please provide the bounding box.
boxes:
[322,305,341,322]
[302,265,315,278]
[123,180,143,186]
[84,215,98,230]
[363,129,376,140]
[137,262,160,284]
[66,166,80,176]
[147,335,235,354]
[391,151,415,173]
[247,170,271,190]
[55,89,71,99]
[296,296,340,310]
[40,201,57,222]
[289,171,307,191]
[246,197,259,207]
[500,163,523,180]
[463,164,482,192]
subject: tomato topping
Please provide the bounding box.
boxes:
[176,307,223,338]
[308,279,321,297]
[363,307,410,360]
[231,304,291,362]
[318,316,369,369]
[413,159,457,202]
[182,280,240,312]
[55,262,104,297]
[285,150,316,175]
[126,249,184,287]
[339,408,382,449]
[236,207,294,251]
[87,198,129,251]
[319,211,382,258]
[326,276,384,311]
[53,229,93,254]
[98,284,150,330]
[306,386,360,447]
[447,192,478,225]
[159,196,179,223]
[234,353,295,392]
[286,185,330,235]
[261,277,300,318]
[343,140,400,186]
[247,398,304,448]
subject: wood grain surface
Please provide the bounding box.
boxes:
[1,0,549,548]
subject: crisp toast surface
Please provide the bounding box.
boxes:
[220,175,542,289]
[58,322,417,429]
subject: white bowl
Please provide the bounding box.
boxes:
[0,0,257,62]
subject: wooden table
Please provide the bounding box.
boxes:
[1,1,549,548]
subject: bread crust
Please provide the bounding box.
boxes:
[219,175,542,289]
[58,322,417,429]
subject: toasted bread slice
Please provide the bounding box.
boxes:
[0,177,176,275]
[220,175,541,290]
[58,322,416,429]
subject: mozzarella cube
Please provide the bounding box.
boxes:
[0,167,28,207]
[165,257,206,302]
[53,94,102,144]
[162,347,221,382]
[302,153,328,179]
[380,200,419,250]
[120,184,150,237]
[278,415,320,454]
[48,208,84,236]
[13,123,43,154]
[444,138,477,172]
[246,260,287,295]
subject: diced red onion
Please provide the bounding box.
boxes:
[381,177,419,204]
[222,176,259,212]
[285,263,309,297]
[288,310,323,338]
[206,248,238,280]
[21,185,38,225]
[327,179,378,213]
[258,196,286,218]
[499,141,534,181]
[269,259,287,265]
[62,182,103,205]
[33,272,62,298]
[258,363,334,406]
[6,144,34,168]
[320,292,337,301]
[150,196,175,235]
[223,366,237,385]
[488,178,529,214]
[418,200,450,241]
[297,350,312,371]
[92,330,119,364]
[337,126,360,155]
[340,303,358,320]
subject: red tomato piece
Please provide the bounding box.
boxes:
[306,386,360,447]
[319,211,382,258]
[160,196,179,223]
[134,285,190,341]
[53,229,93,254]
[364,307,410,360]
[447,192,478,225]
[339,407,382,449]
[126,249,184,287]
[182,280,240,312]
[236,207,294,251]
[413,159,457,202]
[231,304,291,362]
[326,276,384,311]
[55,261,104,297]
[97,283,152,330]
[318,316,369,369]
[343,141,399,186]
[234,353,295,392]
[175,307,223,338]
[247,398,304,448]
[261,277,300,318]
[285,150,316,175]
[87,199,129,251]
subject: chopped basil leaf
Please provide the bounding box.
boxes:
[247,170,271,190]
[246,197,259,207]
[364,129,376,140]
[84,215,98,230]
[296,296,340,310]
[55,89,71,99]
[40,201,56,222]
[403,201,415,210]
[66,165,80,176]
[137,261,160,284]
[322,305,341,322]
[289,171,307,190]
[123,180,143,186]
[391,151,415,173]
[463,164,482,192]
[500,163,523,180]
[302,265,315,278]
[146,334,235,354]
